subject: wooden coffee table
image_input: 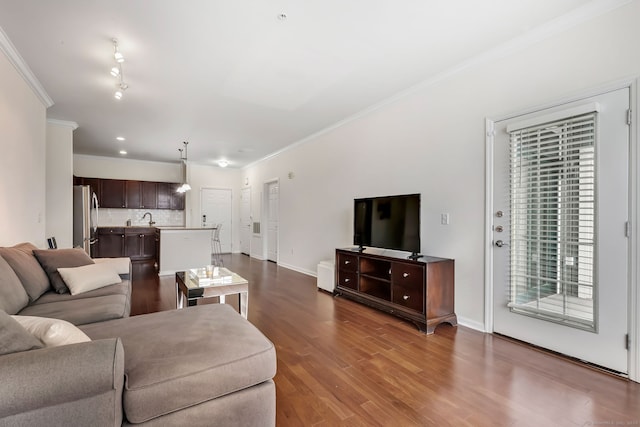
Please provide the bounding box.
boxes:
[175,268,249,318]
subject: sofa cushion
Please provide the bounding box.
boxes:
[80,304,277,424]
[0,244,51,301]
[33,248,94,294]
[0,255,30,314]
[32,279,131,305]
[12,315,91,347]
[0,310,44,355]
[18,294,129,326]
[58,263,122,295]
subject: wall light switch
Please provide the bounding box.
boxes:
[441,213,450,225]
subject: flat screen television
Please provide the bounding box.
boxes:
[353,193,421,259]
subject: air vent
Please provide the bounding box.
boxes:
[252,222,261,234]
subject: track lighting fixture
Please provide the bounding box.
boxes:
[110,39,128,100]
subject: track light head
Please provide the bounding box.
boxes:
[110,67,120,77]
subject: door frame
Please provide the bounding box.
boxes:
[240,186,252,256]
[484,78,639,382]
[262,178,279,262]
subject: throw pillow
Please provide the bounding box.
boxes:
[11,315,91,347]
[58,263,122,295]
[33,248,95,294]
[0,255,30,314]
[0,310,43,355]
[0,243,51,301]
[93,257,130,275]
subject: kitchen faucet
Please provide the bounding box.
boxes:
[142,212,155,226]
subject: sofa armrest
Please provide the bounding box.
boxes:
[0,338,124,423]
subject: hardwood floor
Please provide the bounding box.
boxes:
[131,255,640,426]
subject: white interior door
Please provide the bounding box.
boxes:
[266,181,279,262]
[491,87,630,373]
[200,188,232,253]
[240,187,251,255]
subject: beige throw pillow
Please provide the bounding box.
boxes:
[58,263,122,295]
[11,315,90,347]
[93,257,130,274]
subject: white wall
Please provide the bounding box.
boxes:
[46,120,76,248]
[242,2,640,329]
[0,47,47,247]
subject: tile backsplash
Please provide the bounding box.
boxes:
[99,208,185,227]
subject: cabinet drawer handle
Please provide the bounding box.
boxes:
[403,272,409,278]
[344,278,350,283]
[344,260,350,265]
[403,295,410,300]
[121,234,125,238]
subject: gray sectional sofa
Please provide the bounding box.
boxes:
[0,243,276,426]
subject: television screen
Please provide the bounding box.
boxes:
[353,194,420,254]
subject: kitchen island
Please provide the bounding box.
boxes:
[157,227,215,276]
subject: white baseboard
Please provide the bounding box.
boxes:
[457,316,486,332]
[277,262,316,277]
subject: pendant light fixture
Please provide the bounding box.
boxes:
[177,141,191,193]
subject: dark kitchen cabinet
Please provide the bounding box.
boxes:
[171,183,185,210]
[126,181,141,208]
[101,179,127,208]
[76,177,184,210]
[141,181,157,209]
[95,227,125,258]
[124,227,157,261]
[156,183,172,209]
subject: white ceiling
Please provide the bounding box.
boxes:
[0,0,602,168]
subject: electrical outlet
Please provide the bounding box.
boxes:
[441,213,450,225]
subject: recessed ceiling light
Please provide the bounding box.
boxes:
[119,150,127,155]
[116,136,125,141]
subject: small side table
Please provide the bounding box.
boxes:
[175,268,249,318]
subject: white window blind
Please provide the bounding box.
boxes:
[507,111,597,331]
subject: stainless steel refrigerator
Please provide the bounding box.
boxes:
[73,185,99,255]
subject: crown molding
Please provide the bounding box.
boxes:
[0,26,54,108]
[47,118,78,130]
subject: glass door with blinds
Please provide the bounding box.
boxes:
[491,87,630,374]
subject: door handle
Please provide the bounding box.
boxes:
[495,240,509,248]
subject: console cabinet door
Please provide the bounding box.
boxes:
[392,263,425,313]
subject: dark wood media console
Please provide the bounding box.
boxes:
[334,248,457,334]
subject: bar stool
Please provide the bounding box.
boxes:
[211,224,223,266]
